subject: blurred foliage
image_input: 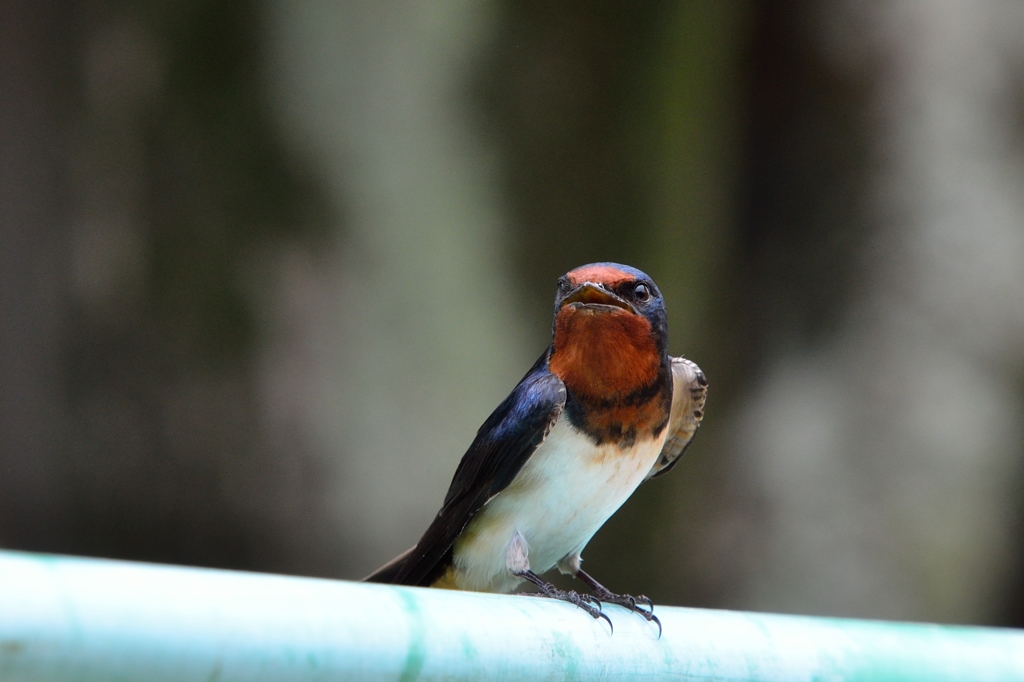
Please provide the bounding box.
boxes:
[77,0,331,367]
[476,0,669,343]
[736,2,876,356]
[56,0,336,571]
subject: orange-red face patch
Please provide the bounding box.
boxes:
[548,305,659,400]
[565,264,634,289]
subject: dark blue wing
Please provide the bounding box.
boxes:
[371,349,565,587]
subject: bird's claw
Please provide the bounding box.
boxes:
[589,590,661,637]
[563,592,612,631]
[521,585,613,633]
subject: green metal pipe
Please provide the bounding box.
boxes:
[0,550,1022,681]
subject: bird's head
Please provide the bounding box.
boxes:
[549,263,668,400]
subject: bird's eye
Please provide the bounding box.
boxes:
[633,283,651,302]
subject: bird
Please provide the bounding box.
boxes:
[364,262,706,631]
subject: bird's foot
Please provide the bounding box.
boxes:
[587,589,660,635]
[515,570,612,632]
[574,570,662,637]
[589,588,653,614]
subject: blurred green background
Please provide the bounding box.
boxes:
[3,0,1023,627]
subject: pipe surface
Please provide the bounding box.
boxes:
[1,550,1022,681]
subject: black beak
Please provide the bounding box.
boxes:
[560,282,635,313]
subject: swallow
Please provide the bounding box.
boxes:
[364,263,706,632]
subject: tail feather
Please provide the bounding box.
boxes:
[362,546,416,583]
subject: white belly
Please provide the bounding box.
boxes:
[449,416,666,593]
